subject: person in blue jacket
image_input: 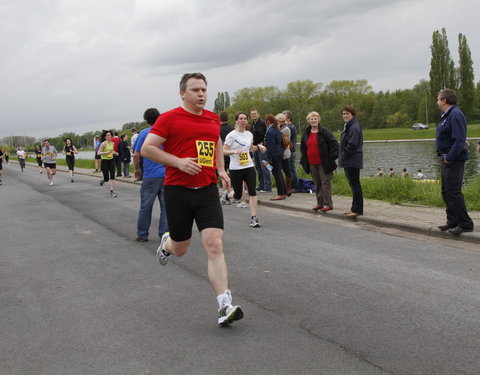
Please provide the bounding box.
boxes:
[435,88,474,235]
[338,106,363,217]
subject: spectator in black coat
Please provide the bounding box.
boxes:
[338,106,363,217]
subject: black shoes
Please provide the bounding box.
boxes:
[448,226,474,235]
[438,224,453,231]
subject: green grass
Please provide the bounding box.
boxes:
[298,123,480,142]
[362,123,480,141]
[21,156,135,173]
[297,169,480,211]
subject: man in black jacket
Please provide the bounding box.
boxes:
[250,109,271,192]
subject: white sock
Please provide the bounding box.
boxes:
[217,289,232,309]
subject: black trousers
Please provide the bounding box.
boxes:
[114,155,122,176]
[441,160,474,229]
[271,155,286,196]
[344,167,363,214]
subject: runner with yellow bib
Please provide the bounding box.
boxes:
[223,112,266,227]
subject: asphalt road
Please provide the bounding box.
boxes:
[1,165,480,375]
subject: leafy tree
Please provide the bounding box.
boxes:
[385,112,412,128]
[457,33,475,118]
[213,92,231,114]
[429,28,456,99]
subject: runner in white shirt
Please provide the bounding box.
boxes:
[223,112,266,227]
[16,147,27,172]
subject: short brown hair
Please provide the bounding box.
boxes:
[219,111,228,122]
[438,88,457,105]
[264,114,275,125]
[180,72,207,91]
[341,106,357,117]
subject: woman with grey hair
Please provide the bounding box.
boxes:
[300,111,339,212]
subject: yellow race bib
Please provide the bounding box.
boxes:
[46,152,51,157]
[238,152,250,165]
[195,140,215,167]
[66,152,72,156]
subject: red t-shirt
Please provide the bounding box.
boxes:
[306,131,322,165]
[149,107,220,187]
[111,136,120,152]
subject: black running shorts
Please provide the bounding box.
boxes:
[229,166,257,200]
[44,162,56,169]
[164,184,224,242]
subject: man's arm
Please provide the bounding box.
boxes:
[215,137,229,186]
[141,133,201,175]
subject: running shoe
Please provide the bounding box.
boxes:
[236,202,248,208]
[99,179,105,186]
[110,190,117,198]
[40,170,43,174]
[217,290,243,326]
[250,217,260,228]
[49,182,54,186]
[0,181,2,185]
[220,192,230,205]
[71,178,74,183]
[156,232,171,266]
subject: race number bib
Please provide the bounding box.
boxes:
[238,152,250,166]
[66,152,72,156]
[195,140,215,167]
[46,152,51,157]
[37,154,42,158]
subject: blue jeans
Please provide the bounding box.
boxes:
[289,151,299,189]
[253,149,272,191]
[137,177,168,239]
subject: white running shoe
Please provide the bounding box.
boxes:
[156,232,171,266]
[49,182,54,186]
[220,192,231,205]
[250,217,260,228]
[236,202,248,208]
[217,290,243,326]
[110,190,117,198]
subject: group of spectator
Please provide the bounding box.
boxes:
[219,105,364,218]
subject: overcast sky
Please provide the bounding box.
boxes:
[1,0,479,139]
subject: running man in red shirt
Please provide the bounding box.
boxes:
[141,73,243,326]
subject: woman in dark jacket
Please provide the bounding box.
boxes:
[300,111,339,212]
[119,134,131,177]
[264,114,286,200]
[338,106,363,217]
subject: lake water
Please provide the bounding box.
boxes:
[70,141,480,181]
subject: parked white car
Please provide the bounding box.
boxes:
[412,123,429,130]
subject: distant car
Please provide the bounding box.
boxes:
[412,123,429,130]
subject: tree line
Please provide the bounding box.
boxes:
[216,28,478,134]
[2,28,477,150]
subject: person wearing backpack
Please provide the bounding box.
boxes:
[300,111,339,212]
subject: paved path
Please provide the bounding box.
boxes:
[2,164,480,375]
[15,160,479,244]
